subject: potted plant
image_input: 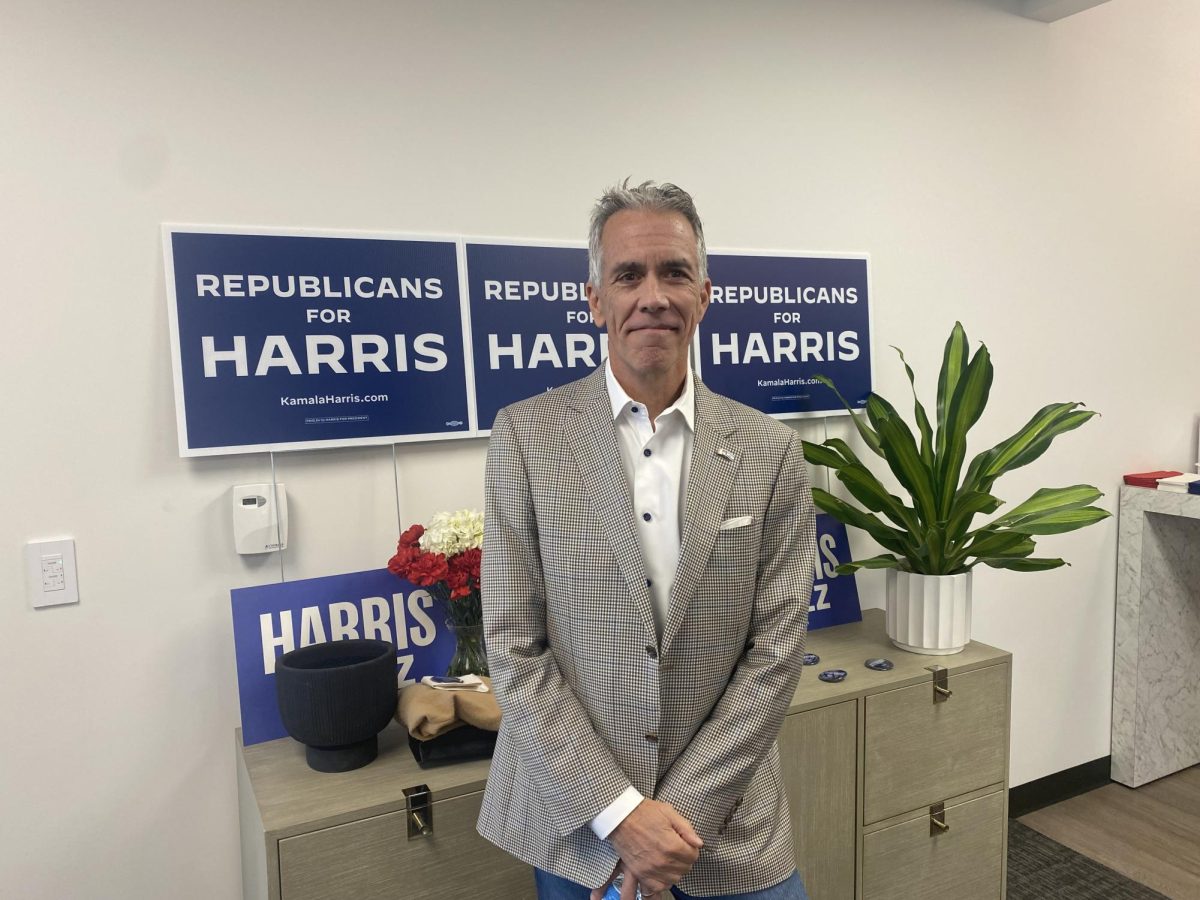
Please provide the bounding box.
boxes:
[802,322,1110,654]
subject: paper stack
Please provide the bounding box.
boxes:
[1156,473,1200,493]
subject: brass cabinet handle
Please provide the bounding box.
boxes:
[409,810,433,837]
[404,784,434,839]
[926,666,952,703]
[929,802,949,835]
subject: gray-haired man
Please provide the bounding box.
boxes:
[478,180,816,900]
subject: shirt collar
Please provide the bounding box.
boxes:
[604,360,696,431]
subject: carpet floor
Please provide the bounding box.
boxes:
[1007,820,1169,899]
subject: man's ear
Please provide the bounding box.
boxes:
[697,278,713,322]
[586,282,607,328]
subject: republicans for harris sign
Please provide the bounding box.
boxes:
[697,251,872,419]
[164,225,872,454]
[164,226,473,456]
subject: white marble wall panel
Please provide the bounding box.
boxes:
[1111,485,1200,787]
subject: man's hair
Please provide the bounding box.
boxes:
[587,179,708,286]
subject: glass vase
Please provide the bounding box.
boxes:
[446,623,488,677]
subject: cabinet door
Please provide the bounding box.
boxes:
[863,664,1008,824]
[278,790,535,900]
[779,700,857,900]
[862,790,1004,900]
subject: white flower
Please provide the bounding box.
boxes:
[419,508,484,556]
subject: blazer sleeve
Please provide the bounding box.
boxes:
[482,406,634,837]
[654,429,816,839]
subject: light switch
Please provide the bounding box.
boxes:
[41,554,66,591]
[26,539,79,609]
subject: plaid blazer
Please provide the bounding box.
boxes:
[477,367,816,895]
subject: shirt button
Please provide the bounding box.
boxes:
[646,645,658,659]
[642,512,652,522]
[646,579,652,588]
[643,448,652,457]
[631,405,639,413]
[645,732,658,743]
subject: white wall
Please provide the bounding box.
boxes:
[3,1,1198,896]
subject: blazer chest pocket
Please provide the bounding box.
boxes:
[711,516,760,573]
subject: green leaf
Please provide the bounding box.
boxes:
[977,557,1068,572]
[935,322,969,464]
[801,440,850,471]
[943,491,1004,548]
[989,485,1103,528]
[893,345,934,469]
[835,554,903,574]
[866,394,938,526]
[823,438,864,467]
[936,341,993,518]
[812,488,914,557]
[955,529,1035,566]
[815,375,883,457]
[1003,506,1112,535]
[836,464,922,533]
[962,403,1097,494]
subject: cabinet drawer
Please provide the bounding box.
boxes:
[862,790,1005,900]
[864,663,1008,823]
[278,789,535,900]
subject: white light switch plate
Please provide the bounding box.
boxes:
[26,539,79,609]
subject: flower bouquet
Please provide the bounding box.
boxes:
[388,509,486,677]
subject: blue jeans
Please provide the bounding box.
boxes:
[534,868,809,900]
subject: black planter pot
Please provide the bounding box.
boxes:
[274,639,397,773]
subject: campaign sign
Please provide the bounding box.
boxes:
[164,227,473,456]
[464,242,599,431]
[807,514,862,630]
[231,568,455,745]
[697,253,872,418]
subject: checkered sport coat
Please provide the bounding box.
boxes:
[477,367,816,895]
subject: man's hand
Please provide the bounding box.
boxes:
[590,860,672,900]
[596,799,704,897]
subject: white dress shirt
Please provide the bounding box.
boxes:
[590,360,696,841]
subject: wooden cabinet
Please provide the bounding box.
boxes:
[792,609,1012,900]
[238,609,1009,900]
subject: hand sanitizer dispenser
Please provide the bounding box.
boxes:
[232,483,288,554]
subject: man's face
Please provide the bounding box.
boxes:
[586,209,711,388]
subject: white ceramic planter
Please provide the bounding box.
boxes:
[885,569,972,655]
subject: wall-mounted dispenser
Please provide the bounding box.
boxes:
[232,483,288,554]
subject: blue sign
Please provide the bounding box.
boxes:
[698,253,872,418]
[464,242,598,431]
[230,568,456,746]
[165,228,472,456]
[808,514,862,630]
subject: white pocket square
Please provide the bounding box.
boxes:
[719,515,753,531]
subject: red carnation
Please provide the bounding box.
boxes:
[406,552,449,587]
[398,523,424,548]
[386,544,417,578]
[450,547,482,581]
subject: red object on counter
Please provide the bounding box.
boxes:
[1123,470,1184,488]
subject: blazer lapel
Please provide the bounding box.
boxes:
[662,378,740,656]
[565,369,657,640]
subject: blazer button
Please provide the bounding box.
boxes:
[645,731,659,743]
[645,645,658,660]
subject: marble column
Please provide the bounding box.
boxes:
[1111,484,1200,787]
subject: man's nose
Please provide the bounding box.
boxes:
[638,276,670,311]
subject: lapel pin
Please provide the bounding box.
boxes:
[716,447,735,460]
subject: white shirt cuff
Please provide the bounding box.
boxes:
[590,786,644,840]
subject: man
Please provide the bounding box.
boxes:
[478,180,816,900]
